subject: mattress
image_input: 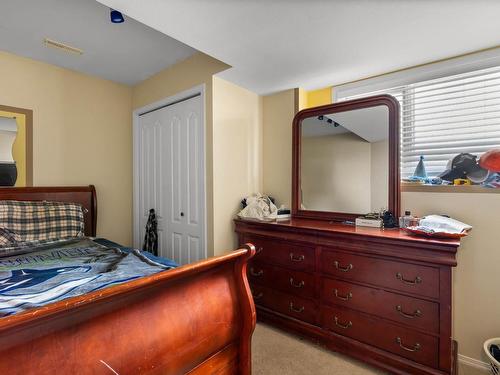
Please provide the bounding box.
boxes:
[0,237,177,317]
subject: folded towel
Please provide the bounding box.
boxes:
[417,215,472,234]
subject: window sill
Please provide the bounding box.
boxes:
[401,184,500,194]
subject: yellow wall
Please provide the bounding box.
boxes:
[132,52,230,256]
[262,87,498,367]
[212,76,262,253]
[0,110,26,187]
[0,50,133,245]
[305,87,333,108]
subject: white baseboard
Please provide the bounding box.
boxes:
[458,354,490,373]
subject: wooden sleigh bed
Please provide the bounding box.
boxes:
[0,186,256,375]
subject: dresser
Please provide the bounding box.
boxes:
[235,218,461,375]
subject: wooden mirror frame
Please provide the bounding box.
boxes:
[292,94,400,222]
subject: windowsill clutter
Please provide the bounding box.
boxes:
[401,183,500,194]
[402,149,500,191]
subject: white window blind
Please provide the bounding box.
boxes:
[338,66,500,178]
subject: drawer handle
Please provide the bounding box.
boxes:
[334,316,352,329]
[289,278,305,288]
[290,253,305,262]
[250,268,264,277]
[334,261,353,272]
[396,305,422,319]
[396,272,422,285]
[252,292,264,300]
[334,289,353,301]
[289,302,305,313]
[396,337,421,352]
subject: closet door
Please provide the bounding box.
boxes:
[135,95,205,265]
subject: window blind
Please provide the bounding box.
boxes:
[338,66,500,178]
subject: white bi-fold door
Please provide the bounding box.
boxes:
[134,93,205,265]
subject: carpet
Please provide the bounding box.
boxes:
[252,323,385,374]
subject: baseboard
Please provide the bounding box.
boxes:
[458,354,490,374]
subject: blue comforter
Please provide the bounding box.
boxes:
[0,238,177,317]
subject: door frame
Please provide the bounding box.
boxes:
[132,84,207,259]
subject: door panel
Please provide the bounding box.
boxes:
[136,94,205,265]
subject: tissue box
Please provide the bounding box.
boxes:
[355,217,382,228]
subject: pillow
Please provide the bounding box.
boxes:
[0,227,21,247]
[0,200,85,245]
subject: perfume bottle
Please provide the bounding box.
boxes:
[399,211,414,229]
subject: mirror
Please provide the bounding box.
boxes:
[292,95,400,221]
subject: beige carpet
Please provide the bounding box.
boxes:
[252,323,385,375]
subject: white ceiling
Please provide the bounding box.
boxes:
[0,0,197,85]
[302,106,388,142]
[97,0,500,94]
[330,106,389,143]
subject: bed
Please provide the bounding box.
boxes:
[0,186,256,374]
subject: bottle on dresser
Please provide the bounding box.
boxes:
[399,210,416,228]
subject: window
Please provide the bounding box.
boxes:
[338,66,500,179]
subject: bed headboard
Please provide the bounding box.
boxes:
[0,185,97,236]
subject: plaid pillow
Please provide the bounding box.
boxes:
[0,227,21,247]
[0,200,85,244]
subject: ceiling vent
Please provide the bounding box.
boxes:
[43,38,83,55]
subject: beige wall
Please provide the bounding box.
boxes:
[262,89,296,208]
[0,50,133,245]
[302,133,371,213]
[212,77,262,253]
[132,52,229,257]
[370,140,389,212]
[403,192,500,363]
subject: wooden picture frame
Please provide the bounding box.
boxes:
[0,104,33,186]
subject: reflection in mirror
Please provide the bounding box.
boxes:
[300,105,389,214]
[0,116,18,186]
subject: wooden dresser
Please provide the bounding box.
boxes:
[235,218,461,375]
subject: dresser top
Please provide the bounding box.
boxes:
[234,217,462,248]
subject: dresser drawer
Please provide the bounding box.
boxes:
[245,236,315,272]
[247,261,274,286]
[322,278,439,333]
[270,290,318,325]
[321,305,438,368]
[248,262,315,299]
[271,265,316,299]
[321,249,439,299]
[250,284,275,309]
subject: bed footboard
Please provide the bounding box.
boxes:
[0,245,256,375]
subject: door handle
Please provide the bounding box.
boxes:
[289,302,304,313]
[289,278,305,288]
[396,337,421,352]
[334,261,353,272]
[250,268,264,277]
[289,253,305,262]
[396,305,422,319]
[334,289,352,301]
[334,316,352,329]
[396,272,422,285]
